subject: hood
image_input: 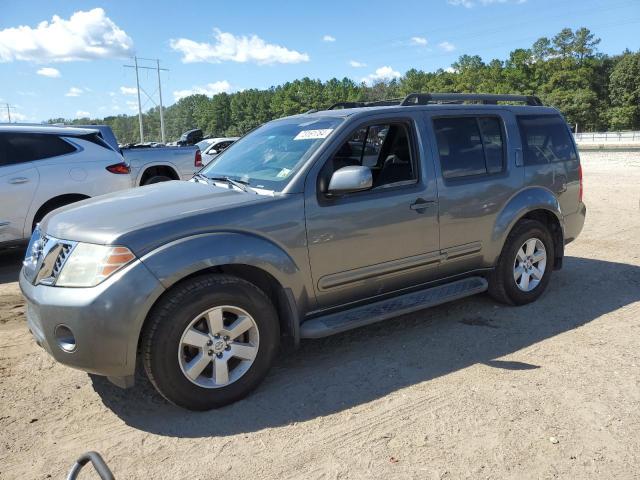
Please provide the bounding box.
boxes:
[43,180,269,248]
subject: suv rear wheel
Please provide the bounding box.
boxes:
[489,219,555,305]
[142,274,279,410]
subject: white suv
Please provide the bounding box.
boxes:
[0,125,132,246]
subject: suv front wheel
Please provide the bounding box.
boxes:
[142,274,280,410]
[489,219,555,305]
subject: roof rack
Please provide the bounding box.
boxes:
[327,98,404,110]
[401,93,543,106]
[325,93,543,111]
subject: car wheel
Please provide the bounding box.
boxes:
[488,219,555,305]
[142,274,280,410]
[143,175,173,185]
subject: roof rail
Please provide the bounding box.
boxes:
[324,93,543,111]
[327,98,404,110]
[400,93,543,106]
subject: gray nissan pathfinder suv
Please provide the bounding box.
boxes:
[20,93,586,410]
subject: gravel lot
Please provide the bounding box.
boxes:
[1,150,639,479]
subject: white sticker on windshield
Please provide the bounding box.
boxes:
[277,168,291,178]
[294,129,333,140]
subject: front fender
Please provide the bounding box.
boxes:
[490,187,563,259]
[139,231,307,303]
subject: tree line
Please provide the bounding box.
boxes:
[53,28,640,144]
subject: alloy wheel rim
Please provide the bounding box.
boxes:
[513,238,547,292]
[178,305,259,388]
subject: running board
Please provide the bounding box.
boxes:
[300,276,488,339]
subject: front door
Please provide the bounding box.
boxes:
[305,115,440,309]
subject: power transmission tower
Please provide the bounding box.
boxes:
[123,57,169,143]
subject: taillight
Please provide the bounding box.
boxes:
[106,162,130,174]
[195,149,203,168]
[578,163,583,203]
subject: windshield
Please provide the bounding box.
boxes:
[200,116,343,191]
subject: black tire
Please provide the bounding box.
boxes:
[142,274,280,410]
[488,219,555,306]
[143,175,173,185]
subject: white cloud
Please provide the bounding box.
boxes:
[65,86,83,97]
[438,41,456,52]
[447,0,526,7]
[120,86,137,95]
[75,110,90,118]
[170,28,309,65]
[349,60,367,68]
[362,66,401,85]
[322,35,336,42]
[37,67,61,77]
[0,8,133,63]
[125,100,138,112]
[173,80,233,101]
[410,36,428,46]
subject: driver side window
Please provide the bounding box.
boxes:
[321,122,417,192]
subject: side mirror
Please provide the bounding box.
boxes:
[327,165,372,195]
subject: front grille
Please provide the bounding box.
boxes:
[34,236,77,286]
[52,243,73,278]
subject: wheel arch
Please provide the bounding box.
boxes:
[134,232,310,363]
[139,164,180,185]
[493,187,565,269]
[30,193,91,231]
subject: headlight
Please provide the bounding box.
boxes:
[56,243,136,287]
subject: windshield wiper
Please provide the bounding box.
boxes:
[208,176,258,194]
[192,173,210,183]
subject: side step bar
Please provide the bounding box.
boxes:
[300,276,488,339]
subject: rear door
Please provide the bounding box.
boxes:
[0,134,40,242]
[423,109,523,276]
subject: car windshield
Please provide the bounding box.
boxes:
[200,116,343,191]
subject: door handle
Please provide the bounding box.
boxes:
[9,177,29,184]
[410,198,436,212]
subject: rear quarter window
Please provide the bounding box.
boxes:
[517,115,577,165]
[1,133,77,164]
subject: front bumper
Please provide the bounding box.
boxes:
[19,259,164,380]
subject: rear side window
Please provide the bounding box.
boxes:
[517,115,577,165]
[433,116,505,179]
[76,133,115,151]
[1,133,77,164]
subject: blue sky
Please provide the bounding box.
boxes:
[1,0,638,122]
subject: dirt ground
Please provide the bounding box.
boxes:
[1,150,639,480]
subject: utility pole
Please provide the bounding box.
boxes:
[134,56,144,143]
[3,103,15,123]
[157,59,166,143]
[124,57,169,144]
